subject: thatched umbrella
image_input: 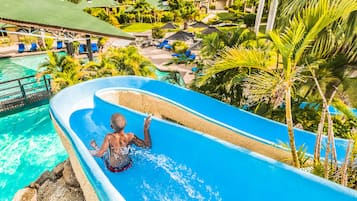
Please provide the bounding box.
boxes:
[190,21,209,28]
[160,22,177,29]
[166,31,194,41]
[201,26,221,35]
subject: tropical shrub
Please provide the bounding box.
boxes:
[45,37,54,50]
[152,27,166,39]
[242,13,256,27]
[172,41,188,54]
[161,12,175,22]
[38,46,156,93]
[209,5,216,10]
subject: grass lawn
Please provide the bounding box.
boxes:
[121,23,164,33]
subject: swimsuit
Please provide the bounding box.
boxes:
[105,158,132,172]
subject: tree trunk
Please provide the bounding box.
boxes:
[254,0,265,34]
[323,88,337,178]
[184,20,188,30]
[266,0,278,33]
[314,106,326,164]
[341,140,352,186]
[285,88,300,168]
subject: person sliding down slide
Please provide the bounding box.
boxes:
[90,113,152,172]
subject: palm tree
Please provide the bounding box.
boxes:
[133,0,152,23]
[38,52,86,92]
[201,29,256,59]
[199,0,357,168]
[266,0,279,33]
[254,0,265,34]
[101,46,157,78]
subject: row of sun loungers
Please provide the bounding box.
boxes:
[18,42,98,54]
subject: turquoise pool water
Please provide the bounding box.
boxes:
[0,104,67,201]
[0,54,49,82]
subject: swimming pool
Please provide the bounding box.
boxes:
[0,104,67,201]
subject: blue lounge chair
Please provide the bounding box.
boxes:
[79,44,86,54]
[30,43,37,52]
[91,43,98,53]
[156,40,168,49]
[188,54,196,60]
[191,67,198,72]
[18,43,25,53]
[164,44,172,50]
[185,50,191,57]
[172,53,181,57]
[57,41,63,49]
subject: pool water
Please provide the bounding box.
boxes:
[0,105,67,201]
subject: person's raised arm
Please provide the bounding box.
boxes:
[90,135,110,157]
[129,116,152,148]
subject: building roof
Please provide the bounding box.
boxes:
[190,21,209,28]
[160,22,177,29]
[0,0,134,39]
[76,0,119,9]
[166,31,194,41]
[201,26,221,35]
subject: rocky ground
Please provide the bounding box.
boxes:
[13,159,85,201]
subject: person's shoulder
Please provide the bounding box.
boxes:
[105,133,114,139]
[126,132,135,140]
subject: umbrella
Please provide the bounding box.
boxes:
[190,21,209,28]
[160,22,177,29]
[166,31,194,41]
[201,26,221,35]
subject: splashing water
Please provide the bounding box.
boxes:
[130,148,222,201]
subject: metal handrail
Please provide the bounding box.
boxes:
[0,75,52,104]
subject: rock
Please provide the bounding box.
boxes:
[37,178,85,201]
[63,160,80,188]
[12,187,37,201]
[14,159,85,201]
[34,170,51,186]
[52,161,65,179]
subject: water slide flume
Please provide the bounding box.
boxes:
[49,76,357,201]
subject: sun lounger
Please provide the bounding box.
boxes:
[172,53,181,57]
[18,43,25,53]
[164,44,172,50]
[57,41,63,49]
[30,43,37,52]
[79,44,86,54]
[91,43,98,53]
[156,40,168,49]
[185,50,191,57]
[188,54,196,60]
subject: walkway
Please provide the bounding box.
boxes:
[139,46,195,84]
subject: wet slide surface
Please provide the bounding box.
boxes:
[50,76,357,201]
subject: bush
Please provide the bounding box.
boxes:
[0,37,10,45]
[242,13,256,27]
[209,5,216,10]
[172,41,188,54]
[152,27,166,39]
[162,12,175,22]
[217,12,238,21]
[45,37,54,50]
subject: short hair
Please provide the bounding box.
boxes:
[111,113,126,131]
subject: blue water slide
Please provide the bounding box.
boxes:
[50,76,357,201]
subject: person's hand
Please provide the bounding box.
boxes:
[144,115,152,130]
[90,140,99,149]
